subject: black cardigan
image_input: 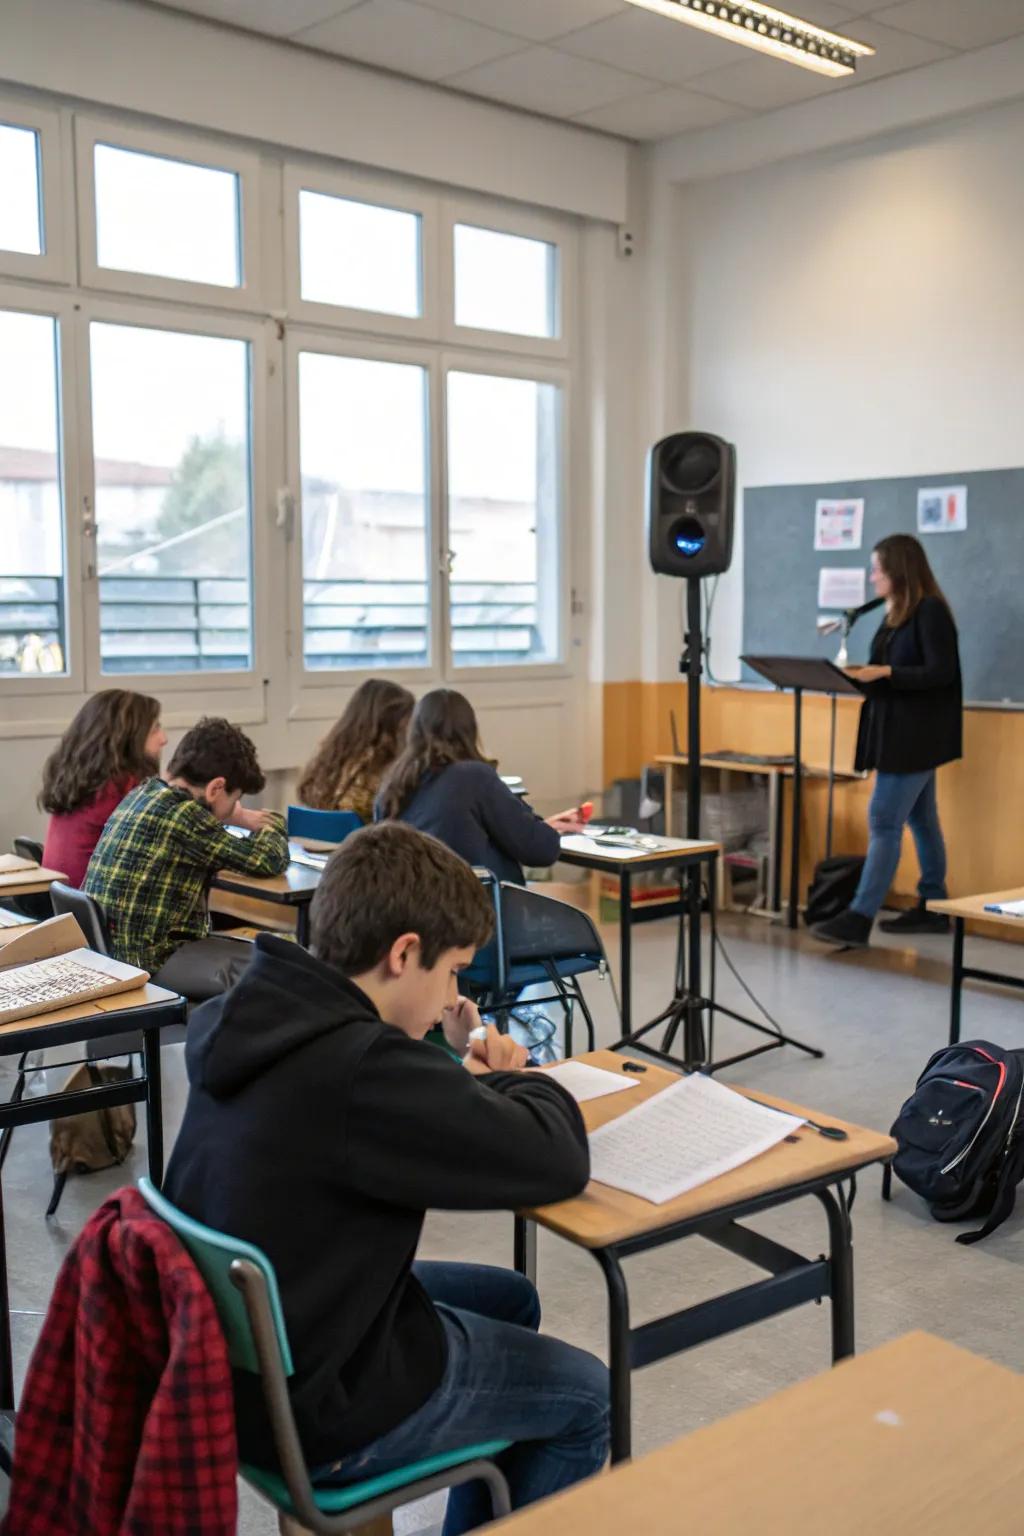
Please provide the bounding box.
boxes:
[854,596,962,774]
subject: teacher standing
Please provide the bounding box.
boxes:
[811,534,962,949]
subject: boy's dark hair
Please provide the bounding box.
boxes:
[310,822,494,974]
[166,716,266,795]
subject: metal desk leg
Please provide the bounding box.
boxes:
[297,904,311,948]
[817,1185,855,1362]
[949,917,965,1046]
[619,870,633,1040]
[143,1028,165,1189]
[513,1217,537,1287]
[768,769,783,915]
[788,688,804,931]
[0,1175,13,1413]
[594,1247,632,1464]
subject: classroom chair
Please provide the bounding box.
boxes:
[6,836,50,921]
[137,1178,511,1536]
[287,806,363,846]
[13,837,44,865]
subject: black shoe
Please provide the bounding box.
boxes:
[809,909,873,949]
[879,905,950,935]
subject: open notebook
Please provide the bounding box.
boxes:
[0,914,149,1026]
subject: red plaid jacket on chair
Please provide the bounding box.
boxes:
[3,1186,237,1535]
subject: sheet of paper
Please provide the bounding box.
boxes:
[541,1061,640,1104]
[814,498,864,552]
[560,834,707,861]
[918,484,967,533]
[984,899,1024,918]
[818,566,865,611]
[588,1073,804,1205]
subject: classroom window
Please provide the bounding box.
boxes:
[299,190,421,318]
[453,225,558,339]
[298,351,430,670]
[0,124,43,257]
[0,309,66,675]
[93,143,242,287]
[446,371,561,667]
[89,322,253,674]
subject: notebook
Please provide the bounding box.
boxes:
[0,914,149,1026]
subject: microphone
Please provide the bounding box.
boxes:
[843,595,885,624]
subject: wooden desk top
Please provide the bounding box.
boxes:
[929,887,1024,932]
[655,753,862,782]
[523,1051,895,1248]
[0,865,67,897]
[493,1332,1024,1535]
[0,982,180,1044]
[558,835,720,870]
[211,862,321,902]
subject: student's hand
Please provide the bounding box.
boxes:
[442,995,483,1056]
[847,665,892,684]
[464,1024,529,1075]
[546,808,587,836]
[232,806,278,833]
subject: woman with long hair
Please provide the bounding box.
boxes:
[297,679,415,823]
[811,533,962,948]
[377,688,584,884]
[40,689,166,887]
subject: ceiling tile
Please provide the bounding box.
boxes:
[293,0,524,78]
[445,44,649,115]
[410,0,622,43]
[689,53,840,110]
[870,0,1024,51]
[557,9,745,83]
[574,85,748,138]
[157,0,363,34]
[790,2,868,24]
[830,17,956,81]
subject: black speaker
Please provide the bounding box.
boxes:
[646,431,735,578]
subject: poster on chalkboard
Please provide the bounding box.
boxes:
[918,485,967,533]
[814,498,864,551]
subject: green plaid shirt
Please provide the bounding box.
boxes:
[84,778,289,973]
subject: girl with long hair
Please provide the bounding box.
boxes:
[40,689,166,886]
[811,533,962,948]
[376,688,584,884]
[297,679,415,823]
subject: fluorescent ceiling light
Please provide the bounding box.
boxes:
[624,0,875,77]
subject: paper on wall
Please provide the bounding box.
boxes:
[918,485,967,533]
[817,566,866,611]
[814,499,864,552]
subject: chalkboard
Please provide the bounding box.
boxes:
[742,468,1024,706]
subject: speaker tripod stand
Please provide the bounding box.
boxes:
[619,577,824,1073]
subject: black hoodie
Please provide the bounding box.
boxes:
[163,934,589,1470]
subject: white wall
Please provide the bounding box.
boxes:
[657,95,1024,681]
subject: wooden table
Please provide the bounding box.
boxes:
[210,862,321,945]
[928,888,1024,1045]
[0,866,67,900]
[0,982,186,1423]
[492,1332,1024,1534]
[516,1050,895,1463]
[557,836,719,1041]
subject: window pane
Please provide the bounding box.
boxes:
[90,324,252,673]
[299,352,429,670]
[0,311,66,674]
[454,225,557,338]
[94,143,241,287]
[0,124,42,256]
[447,372,560,668]
[299,190,421,317]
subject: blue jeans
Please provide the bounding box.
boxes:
[313,1262,609,1534]
[851,769,948,920]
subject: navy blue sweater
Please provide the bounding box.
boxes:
[384,760,561,884]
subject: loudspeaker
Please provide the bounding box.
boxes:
[646,431,735,578]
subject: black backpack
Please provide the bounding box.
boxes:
[890,1041,1024,1243]
[803,855,865,927]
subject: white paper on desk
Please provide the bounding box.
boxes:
[587,1073,804,1205]
[541,1061,639,1104]
[817,566,865,612]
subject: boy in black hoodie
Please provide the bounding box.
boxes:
[164,821,608,1533]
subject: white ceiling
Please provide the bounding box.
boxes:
[148,0,1024,140]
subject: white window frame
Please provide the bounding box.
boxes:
[283,163,440,340]
[440,350,572,683]
[75,116,263,310]
[0,98,69,284]
[76,299,269,712]
[0,283,85,700]
[284,328,441,719]
[441,197,575,361]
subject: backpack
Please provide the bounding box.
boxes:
[803,855,865,927]
[49,1062,137,1178]
[890,1041,1024,1243]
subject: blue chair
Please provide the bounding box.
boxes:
[137,1179,511,1535]
[287,806,363,846]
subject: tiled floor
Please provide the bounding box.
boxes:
[3,907,1024,1532]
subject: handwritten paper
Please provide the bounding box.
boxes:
[541,1061,640,1104]
[588,1073,803,1204]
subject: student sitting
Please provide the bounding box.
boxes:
[164,823,608,1534]
[40,689,167,888]
[297,678,414,823]
[84,716,288,1001]
[376,689,584,884]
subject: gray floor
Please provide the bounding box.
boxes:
[3,909,1024,1532]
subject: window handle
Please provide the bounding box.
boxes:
[82,495,97,580]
